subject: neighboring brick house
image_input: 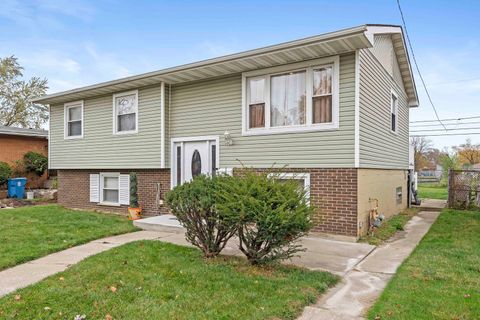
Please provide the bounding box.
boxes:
[35,24,419,240]
[0,126,49,189]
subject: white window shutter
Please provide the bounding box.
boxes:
[119,174,130,205]
[89,174,100,203]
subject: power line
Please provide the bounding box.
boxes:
[396,0,447,131]
[410,121,480,128]
[411,127,480,133]
[428,76,480,86]
[410,115,480,124]
[411,132,480,137]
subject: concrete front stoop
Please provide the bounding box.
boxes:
[133,215,185,234]
[298,211,440,320]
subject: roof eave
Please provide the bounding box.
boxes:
[33,25,371,105]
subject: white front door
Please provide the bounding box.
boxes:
[172,137,218,187]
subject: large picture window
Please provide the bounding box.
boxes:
[242,56,339,135]
[113,90,138,134]
[270,71,306,127]
[64,101,83,139]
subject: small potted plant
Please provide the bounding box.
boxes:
[128,173,142,220]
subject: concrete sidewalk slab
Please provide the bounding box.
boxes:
[298,210,440,320]
[357,211,440,274]
[0,231,164,297]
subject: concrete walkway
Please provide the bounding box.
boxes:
[0,210,439,319]
[0,226,374,298]
[298,210,440,320]
[0,231,167,297]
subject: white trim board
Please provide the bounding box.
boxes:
[160,82,166,168]
[354,50,360,168]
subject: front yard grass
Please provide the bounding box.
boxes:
[0,204,137,270]
[418,182,448,200]
[368,209,480,319]
[0,241,339,320]
[361,208,420,246]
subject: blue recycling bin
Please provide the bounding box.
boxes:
[7,178,27,199]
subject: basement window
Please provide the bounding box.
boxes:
[100,173,120,205]
[269,172,311,203]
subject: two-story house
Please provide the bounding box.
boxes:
[35,24,418,240]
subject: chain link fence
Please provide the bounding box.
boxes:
[448,170,480,209]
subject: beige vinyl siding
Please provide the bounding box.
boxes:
[369,34,405,91]
[168,53,356,168]
[49,85,163,169]
[358,48,410,169]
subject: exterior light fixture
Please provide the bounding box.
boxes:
[224,130,233,146]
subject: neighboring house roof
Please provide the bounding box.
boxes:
[34,24,419,107]
[0,125,48,138]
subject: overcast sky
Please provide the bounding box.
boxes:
[1,0,479,149]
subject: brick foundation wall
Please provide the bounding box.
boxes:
[57,169,171,216]
[234,168,358,237]
[58,167,358,237]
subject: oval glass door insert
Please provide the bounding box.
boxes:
[191,150,202,177]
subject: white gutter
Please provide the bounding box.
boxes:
[160,82,165,168]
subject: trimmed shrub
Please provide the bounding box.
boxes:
[130,172,139,208]
[165,174,238,258]
[0,162,12,185]
[217,170,314,265]
[23,151,48,176]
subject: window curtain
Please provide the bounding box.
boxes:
[312,67,332,123]
[271,71,306,127]
[249,103,265,128]
[248,79,265,128]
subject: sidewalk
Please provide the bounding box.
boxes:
[0,231,166,297]
[0,228,374,298]
[298,210,440,320]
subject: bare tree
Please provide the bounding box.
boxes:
[411,136,433,172]
[0,56,48,129]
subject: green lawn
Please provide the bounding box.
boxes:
[361,208,420,246]
[417,183,448,200]
[368,209,480,320]
[0,205,137,270]
[0,241,338,320]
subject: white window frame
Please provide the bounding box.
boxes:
[390,90,398,134]
[242,56,340,136]
[99,172,120,206]
[269,172,311,203]
[113,90,138,135]
[64,100,84,140]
